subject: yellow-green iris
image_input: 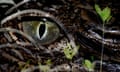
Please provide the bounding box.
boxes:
[22,18,60,45]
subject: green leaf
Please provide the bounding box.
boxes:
[83,59,94,71]
[100,7,111,22]
[106,15,112,23]
[63,44,74,60]
[94,4,112,23]
[39,65,50,72]
[95,4,102,15]
[63,43,79,60]
[45,59,52,65]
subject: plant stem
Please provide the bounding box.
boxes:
[100,22,105,72]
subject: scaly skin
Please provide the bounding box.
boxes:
[0,0,120,71]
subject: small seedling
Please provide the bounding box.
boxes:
[63,43,79,60]
[83,59,94,71]
[38,59,52,72]
[45,59,52,65]
[39,65,50,72]
[95,4,112,71]
[95,4,112,23]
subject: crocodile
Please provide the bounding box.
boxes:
[0,0,120,71]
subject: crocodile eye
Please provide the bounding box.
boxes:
[1,10,61,45]
[22,17,60,45]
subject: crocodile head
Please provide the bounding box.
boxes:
[0,0,120,71]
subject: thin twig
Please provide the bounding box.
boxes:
[5,0,30,15]
[4,32,13,42]
[0,27,45,50]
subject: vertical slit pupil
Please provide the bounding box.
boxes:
[39,24,46,38]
